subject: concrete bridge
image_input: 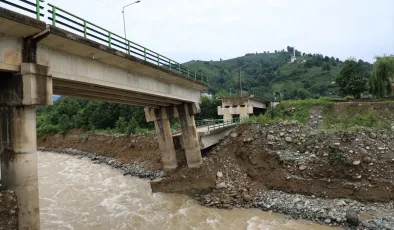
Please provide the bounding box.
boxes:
[0,1,210,229]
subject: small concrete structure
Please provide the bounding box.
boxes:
[217,96,270,121]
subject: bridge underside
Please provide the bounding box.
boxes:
[53,79,183,108]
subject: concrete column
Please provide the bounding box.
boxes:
[145,107,177,170]
[223,113,233,122]
[0,63,52,230]
[176,103,202,168]
[0,106,40,230]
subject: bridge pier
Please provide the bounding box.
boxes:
[0,63,52,230]
[176,103,202,168]
[145,107,178,170]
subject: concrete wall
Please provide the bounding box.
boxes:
[0,34,21,72]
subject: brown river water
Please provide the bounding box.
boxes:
[38,151,340,230]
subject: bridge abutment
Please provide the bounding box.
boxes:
[175,103,202,168]
[0,63,52,230]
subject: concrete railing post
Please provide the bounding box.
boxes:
[175,103,202,168]
[145,107,177,170]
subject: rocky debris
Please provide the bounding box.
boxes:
[346,209,359,226]
[230,133,238,138]
[199,122,394,229]
[0,189,18,229]
[38,147,164,180]
[285,137,293,143]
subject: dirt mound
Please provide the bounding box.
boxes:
[203,123,394,202]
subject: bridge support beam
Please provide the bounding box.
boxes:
[0,63,52,230]
[145,107,178,170]
[175,103,202,168]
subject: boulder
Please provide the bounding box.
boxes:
[346,209,359,226]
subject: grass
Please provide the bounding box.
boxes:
[322,106,391,132]
[244,98,393,133]
[244,98,333,124]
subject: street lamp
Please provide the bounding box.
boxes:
[122,0,141,40]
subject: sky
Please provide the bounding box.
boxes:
[6,0,394,63]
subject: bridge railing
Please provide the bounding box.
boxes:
[0,0,44,20]
[0,0,209,83]
[45,3,208,83]
[207,118,239,131]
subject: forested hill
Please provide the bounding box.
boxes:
[184,47,372,100]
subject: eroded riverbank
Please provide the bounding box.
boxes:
[38,151,338,230]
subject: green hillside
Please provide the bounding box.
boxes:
[184,48,371,100]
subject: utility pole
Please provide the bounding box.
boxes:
[122,1,141,40]
[239,67,242,97]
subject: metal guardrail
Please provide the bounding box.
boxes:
[207,118,239,131]
[172,118,240,133]
[0,0,209,84]
[0,0,44,20]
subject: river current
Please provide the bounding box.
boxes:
[38,151,338,230]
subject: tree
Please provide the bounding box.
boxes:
[335,59,367,99]
[322,63,331,71]
[370,56,394,98]
[58,114,71,133]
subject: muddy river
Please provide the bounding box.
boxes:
[38,151,339,230]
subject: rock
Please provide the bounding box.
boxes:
[363,156,372,163]
[243,137,253,143]
[285,137,293,143]
[230,133,238,138]
[267,135,275,141]
[299,165,307,171]
[216,182,226,189]
[336,200,346,206]
[324,219,332,224]
[333,142,341,146]
[323,153,329,157]
[336,217,342,223]
[360,148,368,154]
[353,160,361,166]
[309,115,314,119]
[242,193,253,202]
[369,132,377,139]
[346,209,359,226]
[279,132,285,137]
[309,131,319,136]
[349,150,354,154]
[217,171,223,178]
[366,146,370,150]
[293,198,302,203]
[295,203,304,211]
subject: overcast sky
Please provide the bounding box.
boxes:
[17,0,394,63]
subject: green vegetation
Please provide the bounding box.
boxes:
[335,58,368,99]
[329,151,347,165]
[244,98,333,124]
[323,107,391,132]
[184,47,350,100]
[37,97,152,136]
[370,56,394,98]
